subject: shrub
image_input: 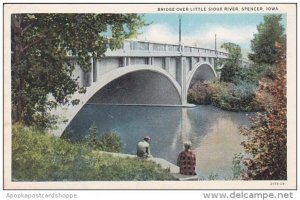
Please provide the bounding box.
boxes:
[212,81,251,111]
[98,131,123,152]
[85,123,123,153]
[187,80,261,112]
[232,153,245,180]
[234,81,262,111]
[187,82,213,104]
[209,81,235,110]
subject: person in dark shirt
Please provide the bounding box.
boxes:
[177,141,196,175]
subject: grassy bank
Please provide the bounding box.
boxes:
[12,124,176,181]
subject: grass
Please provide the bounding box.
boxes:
[12,124,176,181]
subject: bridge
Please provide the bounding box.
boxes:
[51,40,247,137]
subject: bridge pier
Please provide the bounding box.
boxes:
[126,57,131,66]
[164,57,170,72]
[121,57,126,67]
[211,57,215,69]
[176,57,187,105]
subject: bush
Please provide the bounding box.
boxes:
[234,81,262,111]
[210,81,235,110]
[12,124,176,181]
[187,82,213,104]
[97,131,123,152]
[187,81,261,112]
[85,123,122,153]
[231,153,245,180]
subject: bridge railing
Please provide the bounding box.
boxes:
[67,39,231,58]
[125,40,229,57]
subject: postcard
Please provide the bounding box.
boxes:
[3,3,297,189]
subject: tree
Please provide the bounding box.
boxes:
[249,14,285,65]
[219,42,242,83]
[11,14,145,127]
[241,41,287,180]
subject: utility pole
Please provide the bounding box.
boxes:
[214,33,218,71]
[179,15,182,44]
[215,33,217,55]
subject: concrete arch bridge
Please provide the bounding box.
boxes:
[51,40,248,136]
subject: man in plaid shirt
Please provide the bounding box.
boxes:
[177,141,197,175]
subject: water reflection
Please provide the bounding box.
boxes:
[195,118,245,178]
[171,108,194,150]
[67,104,250,179]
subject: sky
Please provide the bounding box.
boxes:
[137,13,287,55]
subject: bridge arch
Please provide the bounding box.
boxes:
[53,65,182,137]
[186,62,218,92]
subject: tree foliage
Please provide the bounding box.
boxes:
[241,41,287,180]
[11,14,145,127]
[219,42,243,83]
[188,42,263,112]
[249,14,285,65]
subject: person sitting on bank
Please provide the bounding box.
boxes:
[177,141,196,175]
[137,136,152,159]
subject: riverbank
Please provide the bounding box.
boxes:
[99,151,179,173]
[12,124,177,181]
[86,103,197,108]
[97,151,202,180]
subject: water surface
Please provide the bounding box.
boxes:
[67,104,251,179]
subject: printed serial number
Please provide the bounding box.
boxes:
[270,182,285,186]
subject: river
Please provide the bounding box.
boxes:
[66,104,251,179]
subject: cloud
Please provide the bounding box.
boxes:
[187,25,257,50]
[138,23,257,53]
[138,24,178,44]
